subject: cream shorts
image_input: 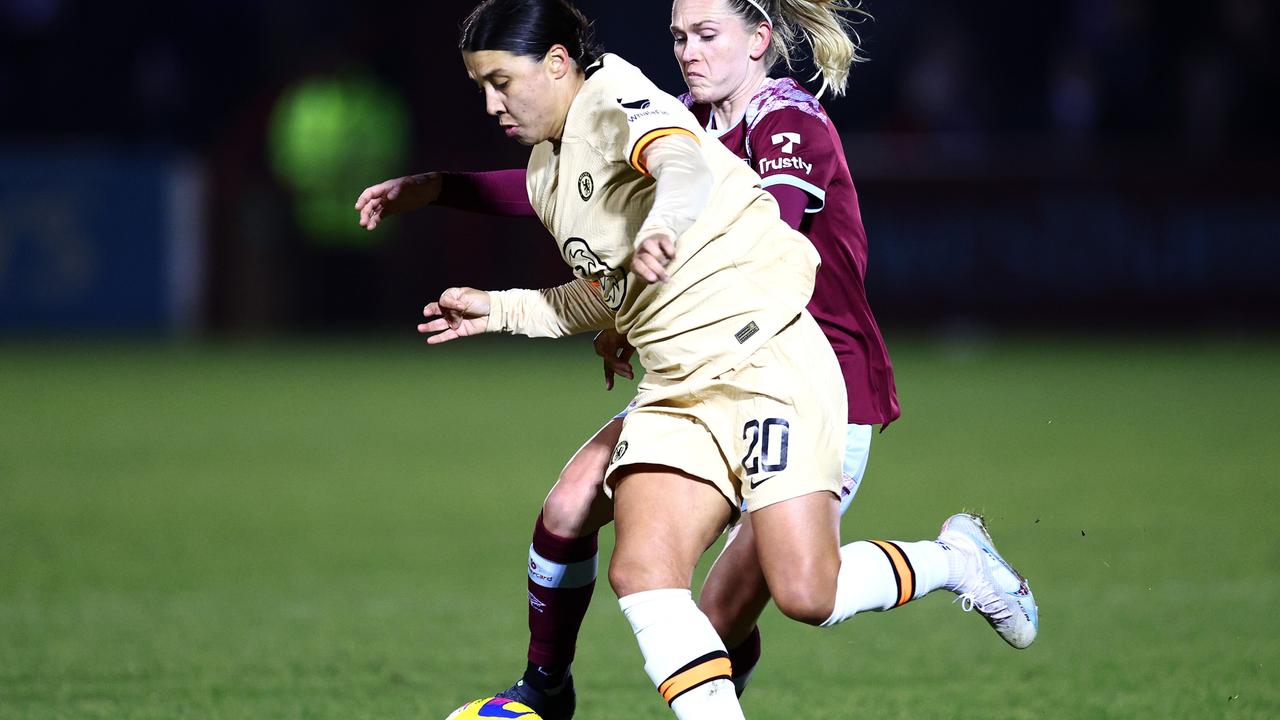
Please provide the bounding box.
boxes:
[604,312,847,514]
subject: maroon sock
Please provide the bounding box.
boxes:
[727,626,762,695]
[526,512,598,675]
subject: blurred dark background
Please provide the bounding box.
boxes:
[2,0,1277,335]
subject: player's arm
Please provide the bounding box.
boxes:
[488,279,615,338]
[355,169,534,230]
[764,184,810,230]
[631,134,712,283]
[418,279,614,344]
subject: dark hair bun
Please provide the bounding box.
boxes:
[461,0,603,68]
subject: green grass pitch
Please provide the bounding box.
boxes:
[2,334,1278,719]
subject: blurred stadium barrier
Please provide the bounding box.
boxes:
[0,148,205,334]
[849,136,1280,324]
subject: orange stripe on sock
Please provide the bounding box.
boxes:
[659,656,733,704]
[871,540,916,608]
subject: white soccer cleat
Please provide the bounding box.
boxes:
[938,513,1039,649]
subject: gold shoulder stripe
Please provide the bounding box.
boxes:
[629,127,699,175]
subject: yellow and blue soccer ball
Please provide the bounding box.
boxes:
[445,697,543,720]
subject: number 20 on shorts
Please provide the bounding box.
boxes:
[741,418,790,475]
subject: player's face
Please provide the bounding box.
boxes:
[463,50,563,145]
[671,0,765,105]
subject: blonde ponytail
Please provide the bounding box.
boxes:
[728,0,872,97]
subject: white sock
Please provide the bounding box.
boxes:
[821,540,955,627]
[895,540,954,596]
[619,589,745,720]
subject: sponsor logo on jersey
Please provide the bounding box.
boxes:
[612,440,629,464]
[626,108,668,123]
[771,132,802,154]
[578,171,594,201]
[749,474,775,489]
[758,156,813,175]
[618,97,667,122]
[564,238,627,310]
[734,321,760,344]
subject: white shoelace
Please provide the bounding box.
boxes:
[955,591,1013,623]
[954,553,1014,624]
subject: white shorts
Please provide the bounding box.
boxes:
[840,423,872,515]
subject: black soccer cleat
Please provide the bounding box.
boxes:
[496,676,576,720]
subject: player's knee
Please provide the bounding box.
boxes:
[607,554,646,598]
[607,553,676,598]
[771,585,834,626]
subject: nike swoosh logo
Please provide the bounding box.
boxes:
[749,475,775,489]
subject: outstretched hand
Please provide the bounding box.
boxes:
[593,329,635,390]
[355,173,441,230]
[418,287,491,344]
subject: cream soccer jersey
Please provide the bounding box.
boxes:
[525,54,821,381]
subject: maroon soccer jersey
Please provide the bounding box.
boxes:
[684,79,900,427]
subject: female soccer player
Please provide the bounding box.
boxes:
[362,1,1038,717]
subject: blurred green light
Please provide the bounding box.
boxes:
[269,74,409,246]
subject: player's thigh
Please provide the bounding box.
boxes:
[610,464,734,596]
[749,490,842,624]
[699,516,771,648]
[541,416,624,537]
